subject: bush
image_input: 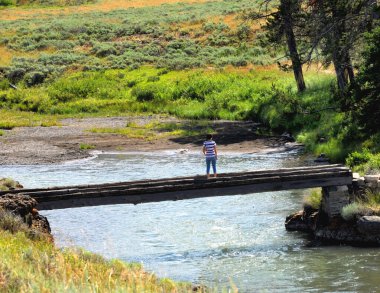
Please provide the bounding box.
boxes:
[346,149,371,168]
[24,71,46,87]
[341,202,373,221]
[0,0,14,6]
[0,208,28,234]
[346,146,380,174]
[303,188,322,210]
[131,85,157,102]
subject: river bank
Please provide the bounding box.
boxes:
[0,116,300,165]
[0,192,204,292]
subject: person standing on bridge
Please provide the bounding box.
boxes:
[203,134,218,179]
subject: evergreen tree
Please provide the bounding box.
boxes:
[308,0,376,91]
[263,0,307,92]
[354,24,380,134]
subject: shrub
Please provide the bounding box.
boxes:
[0,79,9,90]
[0,208,28,234]
[341,202,373,221]
[346,150,380,174]
[346,149,371,168]
[24,71,46,87]
[0,178,21,191]
[303,188,322,210]
[0,0,14,6]
[131,85,157,102]
[91,43,118,58]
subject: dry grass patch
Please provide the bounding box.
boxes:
[0,0,213,20]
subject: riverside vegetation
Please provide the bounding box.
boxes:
[0,209,202,292]
[0,179,206,292]
[0,0,380,288]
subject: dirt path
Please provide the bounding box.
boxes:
[0,116,300,165]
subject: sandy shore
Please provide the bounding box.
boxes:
[0,116,301,165]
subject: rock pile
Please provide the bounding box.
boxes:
[0,194,51,237]
[352,173,380,197]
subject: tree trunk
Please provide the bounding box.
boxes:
[345,56,355,84]
[332,58,348,91]
[281,0,306,92]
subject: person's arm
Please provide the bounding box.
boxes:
[214,144,217,158]
[202,145,206,155]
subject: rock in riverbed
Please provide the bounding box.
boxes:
[285,208,380,246]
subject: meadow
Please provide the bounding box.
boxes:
[0,0,378,168]
[0,0,274,83]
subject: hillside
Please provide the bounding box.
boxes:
[0,0,274,84]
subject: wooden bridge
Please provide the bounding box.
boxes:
[0,165,352,211]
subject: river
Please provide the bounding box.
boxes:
[1,150,379,292]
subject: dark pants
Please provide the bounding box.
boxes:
[206,157,217,174]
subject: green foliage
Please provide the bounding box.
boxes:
[0,0,14,6]
[346,151,380,175]
[79,143,95,150]
[341,190,380,221]
[0,79,10,90]
[0,226,199,292]
[1,0,271,83]
[354,25,380,136]
[0,177,21,191]
[303,188,322,210]
[341,202,373,221]
[0,208,28,234]
[346,149,372,168]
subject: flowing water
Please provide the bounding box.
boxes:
[1,150,380,292]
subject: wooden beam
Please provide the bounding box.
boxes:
[36,175,352,210]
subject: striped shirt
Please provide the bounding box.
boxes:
[203,140,216,158]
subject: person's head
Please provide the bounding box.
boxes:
[206,134,213,140]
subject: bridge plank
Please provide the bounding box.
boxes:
[36,176,352,210]
[0,165,352,210]
[0,164,347,195]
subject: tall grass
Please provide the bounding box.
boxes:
[341,191,380,221]
[303,188,322,210]
[0,67,334,123]
[0,109,61,129]
[0,227,200,292]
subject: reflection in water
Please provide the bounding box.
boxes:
[1,150,379,292]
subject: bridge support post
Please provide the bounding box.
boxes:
[321,185,350,218]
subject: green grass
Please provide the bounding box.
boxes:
[90,120,215,140]
[0,109,61,129]
[303,188,322,210]
[346,149,380,175]
[79,143,95,150]
[341,191,380,221]
[0,0,275,84]
[2,65,374,165]
[0,66,334,120]
[0,178,22,191]
[0,225,201,292]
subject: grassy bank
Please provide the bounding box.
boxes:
[1,65,379,168]
[0,66,333,122]
[0,230,199,292]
